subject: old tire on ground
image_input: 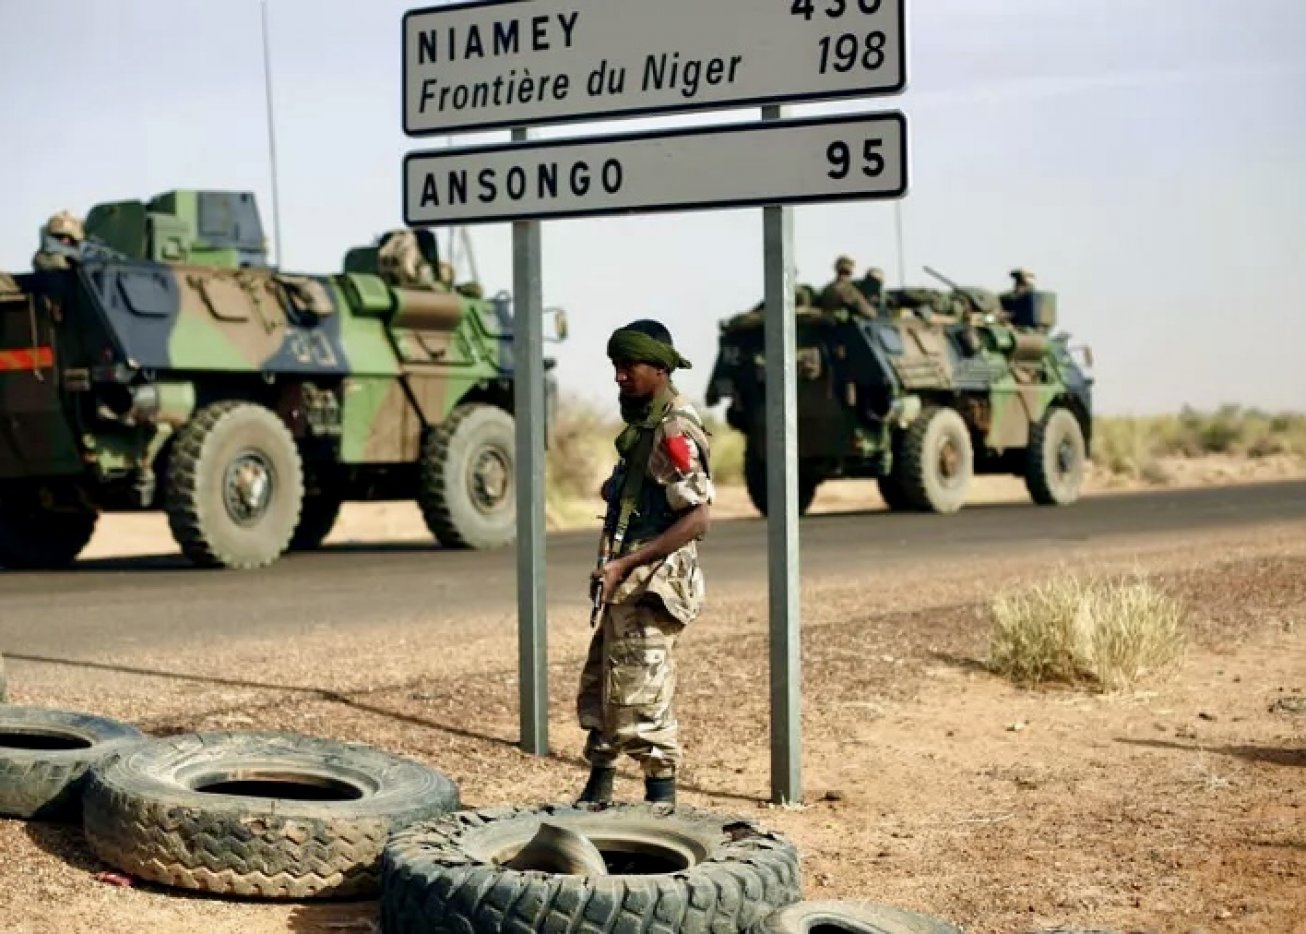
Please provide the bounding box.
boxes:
[0,483,98,570]
[418,403,516,550]
[745,447,818,517]
[0,707,145,820]
[1026,405,1087,506]
[381,803,802,933]
[83,730,461,899]
[164,401,305,569]
[899,407,973,514]
[747,899,963,933]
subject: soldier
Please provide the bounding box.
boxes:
[818,255,877,319]
[377,229,436,289]
[1008,268,1037,297]
[576,319,714,807]
[32,211,85,271]
[858,266,886,314]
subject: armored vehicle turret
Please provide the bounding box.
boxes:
[705,266,1094,516]
[0,190,562,569]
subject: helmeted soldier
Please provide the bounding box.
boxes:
[577,319,714,807]
[377,229,437,289]
[819,255,877,319]
[32,211,85,272]
[858,265,886,312]
[1008,267,1037,296]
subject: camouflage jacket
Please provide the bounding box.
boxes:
[610,395,714,626]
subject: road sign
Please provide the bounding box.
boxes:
[404,111,908,226]
[402,0,906,135]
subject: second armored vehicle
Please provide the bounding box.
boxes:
[706,268,1095,516]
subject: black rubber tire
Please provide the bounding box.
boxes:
[164,401,305,569]
[747,899,963,933]
[83,730,461,900]
[745,446,818,517]
[0,706,145,820]
[876,474,914,512]
[381,803,803,933]
[899,407,973,515]
[289,489,343,551]
[1026,406,1087,506]
[0,484,98,570]
[418,403,516,550]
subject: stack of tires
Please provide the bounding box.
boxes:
[0,694,961,931]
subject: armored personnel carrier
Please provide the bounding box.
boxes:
[0,190,561,569]
[705,268,1095,516]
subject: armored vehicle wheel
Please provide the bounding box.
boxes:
[418,403,516,550]
[83,730,461,900]
[0,484,98,570]
[745,447,818,517]
[1026,405,1087,506]
[900,407,973,515]
[164,401,305,569]
[876,474,914,512]
[290,489,343,551]
[0,706,145,820]
[381,803,802,934]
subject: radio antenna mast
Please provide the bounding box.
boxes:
[261,0,285,268]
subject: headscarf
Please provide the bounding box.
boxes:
[606,324,691,455]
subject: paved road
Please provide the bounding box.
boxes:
[2,481,1303,657]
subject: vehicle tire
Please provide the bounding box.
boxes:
[381,803,802,934]
[899,407,973,515]
[876,474,914,512]
[289,484,343,552]
[747,899,963,933]
[0,707,145,820]
[83,730,461,900]
[1026,405,1087,506]
[418,403,516,550]
[164,401,305,569]
[0,483,98,570]
[745,446,818,517]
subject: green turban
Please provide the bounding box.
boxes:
[606,327,692,372]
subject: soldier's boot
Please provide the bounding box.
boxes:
[644,774,676,806]
[576,767,615,805]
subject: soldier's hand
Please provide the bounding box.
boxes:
[591,558,631,603]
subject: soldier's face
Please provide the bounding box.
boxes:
[614,360,666,401]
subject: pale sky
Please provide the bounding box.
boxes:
[2,0,1304,416]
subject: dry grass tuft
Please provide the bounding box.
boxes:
[987,572,1188,692]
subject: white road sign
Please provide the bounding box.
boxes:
[402,0,906,135]
[403,112,908,226]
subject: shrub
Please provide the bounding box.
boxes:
[987,572,1187,692]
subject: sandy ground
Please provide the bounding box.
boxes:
[2,512,1303,933]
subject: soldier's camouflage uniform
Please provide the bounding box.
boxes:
[819,256,877,319]
[576,393,714,780]
[378,230,436,289]
[32,211,85,272]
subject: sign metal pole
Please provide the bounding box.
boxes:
[762,104,802,806]
[512,127,548,757]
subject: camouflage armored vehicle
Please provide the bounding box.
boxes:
[705,267,1094,516]
[0,190,561,570]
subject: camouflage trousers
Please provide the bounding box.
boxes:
[576,599,685,780]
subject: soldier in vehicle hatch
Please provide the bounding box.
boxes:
[858,265,887,314]
[32,211,85,272]
[1008,267,1037,297]
[819,255,878,319]
[377,228,437,289]
[577,319,714,808]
